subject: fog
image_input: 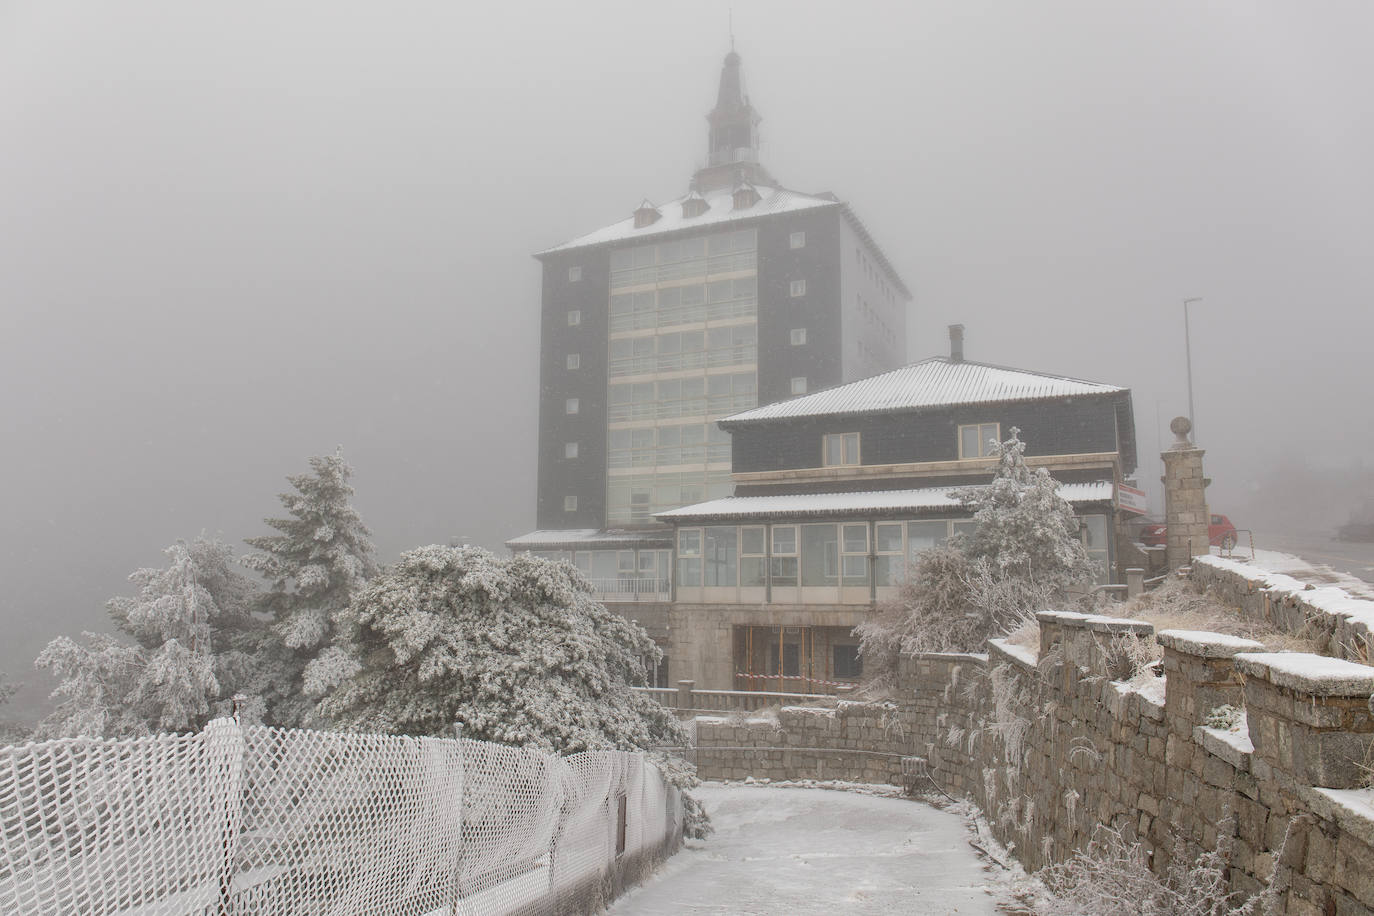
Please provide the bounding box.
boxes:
[3,1,1371,718]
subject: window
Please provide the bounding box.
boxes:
[958,422,1001,459]
[790,377,808,395]
[567,309,581,326]
[875,522,904,586]
[703,526,738,587]
[823,432,860,467]
[568,265,582,282]
[841,524,870,586]
[801,524,838,587]
[740,527,767,587]
[833,645,863,679]
[789,279,807,297]
[790,327,807,345]
[563,495,577,512]
[789,231,806,249]
[771,526,798,587]
[907,520,949,560]
[565,398,579,414]
[566,353,580,370]
[1078,514,1110,584]
[677,529,702,587]
[564,442,579,458]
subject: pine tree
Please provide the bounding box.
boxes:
[35,537,259,738]
[308,546,685,754]
[952,427,1098,598]
[243,449,377,727]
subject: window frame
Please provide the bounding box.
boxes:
[565,397,580,415]
[790,327,807,345]
[822,432,860,467]
[790,377,808,395]
[789,278,807,298]
[789,231,806,249]
[958,422,1001,459]
[566,353,580,370]
[564,441,579,459]
[563,495,578,512]
[567,309,581,326]
[568,265,582,282]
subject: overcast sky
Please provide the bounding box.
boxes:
[3,1,1371,716]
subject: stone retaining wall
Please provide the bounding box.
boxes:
[687,612,1374,913]
[1192,555,1374,663]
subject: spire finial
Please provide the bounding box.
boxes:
[729,7,735,51]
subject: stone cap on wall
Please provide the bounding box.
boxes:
[1157,629,1265,658]
[1037,610,1154,635]
[1235,652,1374,697]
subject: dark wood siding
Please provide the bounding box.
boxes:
[728,394,1125,474]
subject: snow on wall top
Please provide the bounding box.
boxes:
[655,480,1113,521]
[1234,652,1374,696]
[535,184,839,255]
[720,357,1126,425]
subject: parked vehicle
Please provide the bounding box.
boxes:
[1138,514,1239,550]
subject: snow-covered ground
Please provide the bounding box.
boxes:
[608,783,1019,915]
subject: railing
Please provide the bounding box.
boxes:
[586,577,671,602]
[0,719,682,916]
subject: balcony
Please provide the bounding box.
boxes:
[586,577,672,603]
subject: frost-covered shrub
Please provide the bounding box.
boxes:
[1204,705,1244,731]
[311,545,687,755]
[858,430,1094,671]
[1038,821,1270,916]
[36,537,260,738]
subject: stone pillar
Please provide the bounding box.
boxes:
[1126,568,1145,599]
[1161,416,1210,570]
[676,680,695,711]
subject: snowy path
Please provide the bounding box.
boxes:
[608,784,1007,915]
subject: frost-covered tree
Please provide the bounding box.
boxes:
[858,429,1096,665]
[35,537,259,738]
[952,427,1098,597]
[243,449,377,727]
[308,545,686,754]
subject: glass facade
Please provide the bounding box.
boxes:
[675,512,1113,594]
[606,229,758,526]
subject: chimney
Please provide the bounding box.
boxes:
[948,324,965,362]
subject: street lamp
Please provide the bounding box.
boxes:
[1183,297,1202,444]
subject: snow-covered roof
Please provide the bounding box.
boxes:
[655,480,1114,522]
[536,184,839,256]
[721,358,1126,425]
[505,529,672,550]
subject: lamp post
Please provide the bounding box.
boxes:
[1183,297,1202,443]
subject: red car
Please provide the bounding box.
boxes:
[1139,514,1238,550]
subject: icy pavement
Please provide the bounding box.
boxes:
[608,783,1012,915]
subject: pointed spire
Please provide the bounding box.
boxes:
[692,47,775,192]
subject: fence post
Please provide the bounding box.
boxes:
[209,700,247,916]
[449,721,466,916]
[676,680,695,711]
[1126,568,1144,599]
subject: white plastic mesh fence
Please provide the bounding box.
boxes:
[0,718,682,916]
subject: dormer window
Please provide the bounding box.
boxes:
[682,193,709,218]
[633,200,661,228]
[732,183,761,210]
[959,423,1000,459]
[823,433,860,467]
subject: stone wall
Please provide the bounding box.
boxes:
[685,612,1374,913]
[692,700,914,784]
[1192,555,1374,664]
